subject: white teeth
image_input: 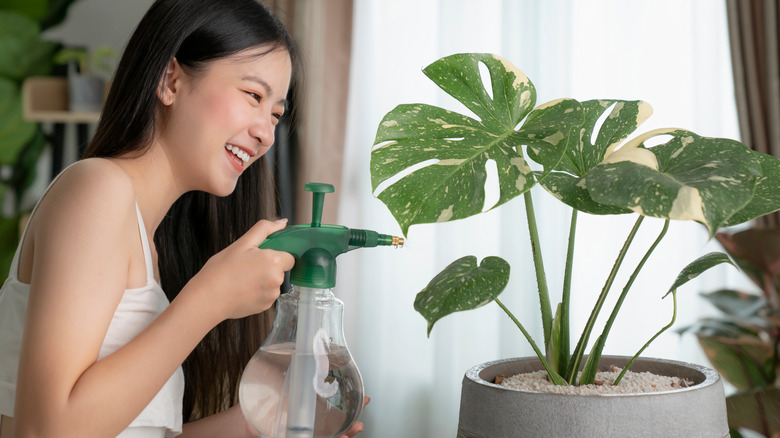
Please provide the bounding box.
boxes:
[225,144,250,163]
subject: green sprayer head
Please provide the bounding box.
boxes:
[259,183,403,288]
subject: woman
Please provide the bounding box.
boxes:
[0,0,364,436]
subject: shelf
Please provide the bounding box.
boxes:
[22,76,101,123]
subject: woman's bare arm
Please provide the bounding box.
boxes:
[13,161,293,437]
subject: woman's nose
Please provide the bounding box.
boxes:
[249,114,276,146]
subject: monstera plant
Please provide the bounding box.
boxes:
[370,53,780,386]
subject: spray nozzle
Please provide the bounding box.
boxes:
[259,183,403,288]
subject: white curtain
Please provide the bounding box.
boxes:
[337,1,741,436]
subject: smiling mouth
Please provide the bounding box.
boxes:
[225,143,250,165]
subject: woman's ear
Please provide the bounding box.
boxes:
[157,58,182,106]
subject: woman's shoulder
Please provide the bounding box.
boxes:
[60,157,132,186]
[52,158,135,201]
[34,158,137,227]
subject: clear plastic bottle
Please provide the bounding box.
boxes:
[239,182,402,437]
[239,285,364,438]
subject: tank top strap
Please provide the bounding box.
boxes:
[8,165,75,279]
[134,203,156,284]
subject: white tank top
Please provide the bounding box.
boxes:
[0,180,184,437]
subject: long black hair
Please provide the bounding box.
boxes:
[82,0,299,421]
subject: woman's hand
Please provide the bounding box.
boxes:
[179,403,259,438]
[187,397,371,438]
[338,396,370,438]
[189,219,295,321]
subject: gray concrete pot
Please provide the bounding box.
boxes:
[457,356,728,438]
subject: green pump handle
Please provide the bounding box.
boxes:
[259,183,402,288]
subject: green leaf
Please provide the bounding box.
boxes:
[716,229,780,293]
[546,303,566,374]
[39,0,81,31]
[0,11,58,80]
[536,100,650,215]
[726,386,780,436]
[0,10,38,40]
[0,213,20,284]
[580,335,606,385]
[698,335,773,389]
[423,53,533,131]
[10,127,46,211]
[371,53,582,235]
[0,0,81,32]
[0,77,35,164]
[724,151,780,226]
[414,255,510,336]
[586,130,762,235]
[0,0,47,22]
[664,252,736,297]
[682,317,764,338]
[700,289,766,319]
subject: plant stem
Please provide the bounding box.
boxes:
[580,219,669,385]
[600,219,669,338]
[524,190,553,348]
[566,214,644,383]
[614,288,678,384]
[495,298,566,385]
[559,208,578,373]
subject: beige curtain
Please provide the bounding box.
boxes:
[265,0,354,225]
[727,0,780,228]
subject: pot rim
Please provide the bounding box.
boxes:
[465,355,721,397]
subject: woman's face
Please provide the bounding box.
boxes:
[158,46,292,196]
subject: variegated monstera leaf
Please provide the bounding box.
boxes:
[371,53,583,236]
[583,129,776,235]
[534,100,652,215]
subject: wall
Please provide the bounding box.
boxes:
[43,0,154,57]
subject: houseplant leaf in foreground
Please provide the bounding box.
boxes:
[665,252,736,296]
[371,53,581,235]
[414,256,510,336]
[585,130,762,234]
[582,251,736,384]
[723,151,780,227]
[534,99,650,215]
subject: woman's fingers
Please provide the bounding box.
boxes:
[340,421,364,438]
[239,218,289,247]
[191,219,296,320]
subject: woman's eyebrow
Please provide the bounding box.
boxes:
[242,74,286,106]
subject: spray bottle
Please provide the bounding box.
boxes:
[239,183,403,438]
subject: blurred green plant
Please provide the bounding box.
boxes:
[680,228,780,437]
[0,0,81,282]
[54,44,116,78]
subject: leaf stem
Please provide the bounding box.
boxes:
[601,219,669,336]
[580,219,669,384]
[566,214,644,383]
[495,298,566,385]
[524,190,553,348]
[614,288,678,385]
[559,208,578,373]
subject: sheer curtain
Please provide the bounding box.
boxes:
[338,1,739,437]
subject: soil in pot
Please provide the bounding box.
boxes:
[497,364,694,395]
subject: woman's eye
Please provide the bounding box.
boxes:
[272,113,283,121]
[246,91,262,103]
